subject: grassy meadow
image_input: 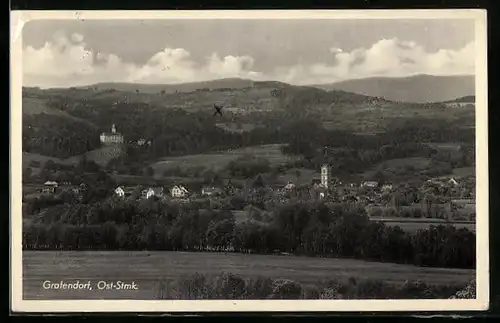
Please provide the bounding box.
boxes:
[362,157,432,179]
[150,144,295,173]
[22,152,66,174]
[23,146,125,171]
[23,250,475,300]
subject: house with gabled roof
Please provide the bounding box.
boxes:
[115,186,125,198]
[171,185,189,198]
[42,181,58,193]
[142,187,164,199]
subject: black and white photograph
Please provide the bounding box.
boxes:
[10,10,488,312]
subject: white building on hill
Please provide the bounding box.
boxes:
[100,124,124,145]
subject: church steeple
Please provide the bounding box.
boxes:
[112,124,116,133]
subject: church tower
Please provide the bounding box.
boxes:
[321,164,330,188]
[112,124,117,133]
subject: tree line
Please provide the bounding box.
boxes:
[23,114,101,159]
[23,196,475,269]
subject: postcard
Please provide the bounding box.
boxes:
[10,9,489,313]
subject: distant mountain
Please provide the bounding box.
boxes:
[83,78,256,94]
[310,74,475,103]
[28,79,389,114]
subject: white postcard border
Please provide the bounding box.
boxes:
[10,9,489,313]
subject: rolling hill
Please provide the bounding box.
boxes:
[28,79,393,115]
[22,97,97,128]
[20,78,475,165]
[80,78,256,94]
[441,95,475,103]
[310,74,475,103]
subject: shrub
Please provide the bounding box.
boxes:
[154,281,170,300]
[349,279,390,299]
[245,277,274,299]
[400,279,429,298]
[169,273,215,300]
[213,272,246,299]
[153,273,470,300]
[450,280,476,299]
[269,279,302,299]
[320,288,343,299]
[301,285,321,299]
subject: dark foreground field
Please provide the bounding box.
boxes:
[23,251,475,300]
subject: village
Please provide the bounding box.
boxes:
[28,159,476,225]
[21,122,477,235]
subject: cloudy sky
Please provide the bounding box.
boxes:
[22,18,475,88]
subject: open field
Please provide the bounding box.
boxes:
[215,122,261,133]
[113,174,190,186]
[22,152,70,175]
[276,168,319,185]
[426,142,462,151]
[22,152,66,169]
[23,250,475,300]
[151,144,295,173]
[453,167,475,177]
[363,157,432,179]
[23,146,125,170]
[65,146,125,167]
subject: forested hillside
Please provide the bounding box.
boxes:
[21,81,475,177]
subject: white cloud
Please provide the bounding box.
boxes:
[277,38,475,84]
[71,33,84,43]
[329,47,343,54]
[22,33,475,88]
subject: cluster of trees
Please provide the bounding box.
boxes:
[226,156,271,178]
[280,117,475,174]
[23,196,475,269]
[430,144,475,169]
[24,158,106,185]
[156,272,470,300]
[38,97,284,160]
[382,118,475,144]
[22,114,101,159]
